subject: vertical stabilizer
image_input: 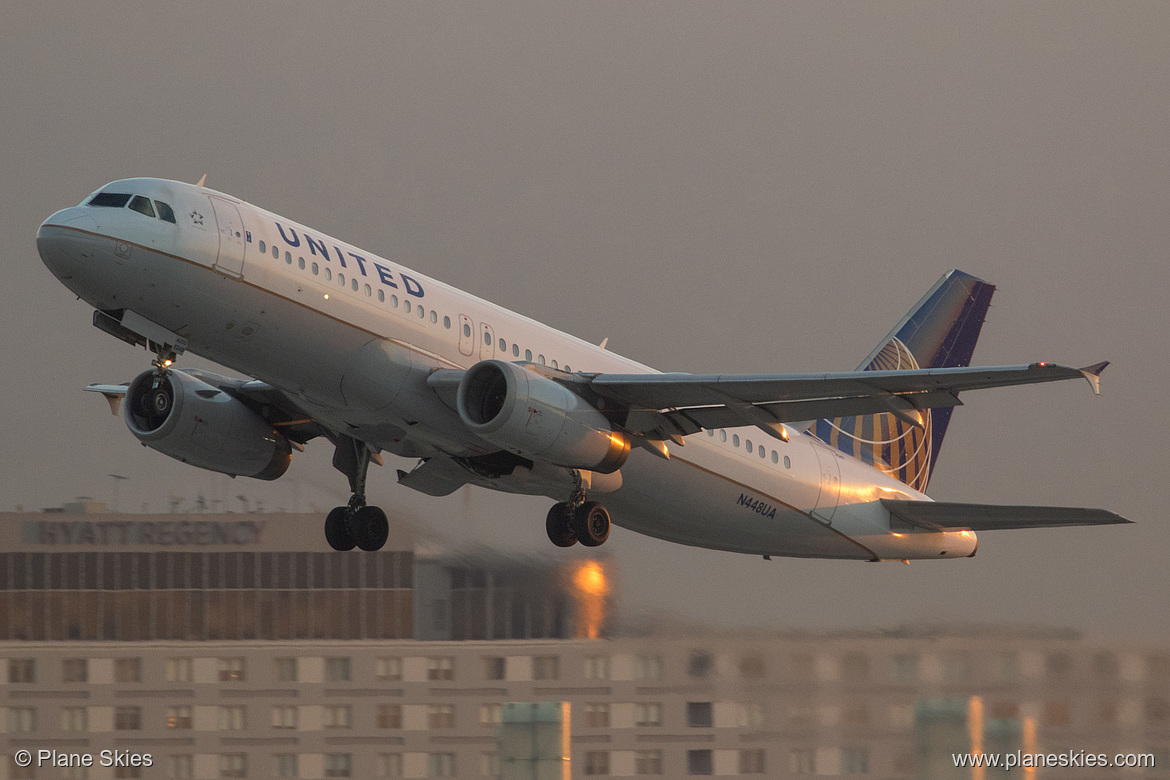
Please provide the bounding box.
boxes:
[812,270,995,492]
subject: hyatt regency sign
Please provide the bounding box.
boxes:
[21,519,266,546]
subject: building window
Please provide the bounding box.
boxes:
[219,753,246,779]
[893,653,918,683]
[276,754,298,778]
[378,754,404,777]
[115,706,142,730]
[219,657,245,682]
[739,654,765,678]
[170,754,194,779]
[376,657,402,681]
[428,753,456,777]
[60,706,87,731]
[584,655,611,680]
[1047,652,1073,678]
[326,657,352,682]
[534,655,560,680]
[842,653,869,682]
[482,656,505,680]
[737,702,765,728]
[273,657,298,682]
[62,658,88,682]
[479,752,499,777]
[688,651,714,678]
[9,706,36,733]
[634,750,663,775]
[584,751,610,776]
[842,748,869,774]
[480,703,502,727]
[114,766,143,779]
[428,704,455,729]
[428,656,454,681]
[377,704,402,729]
[116,657,142,683]
[585,703,610,728]
[635,702,663,727]
[687,750,713,775]
[166,657,193,683]
[9,658,35,683]
[324,705,352,729]
[325,753,352,778]
[635,655,662,680]
[218,706,245,731]
[167,705,193,729]
[739,749,766,774]
[272,706,297,729]
[687,701,713,728]
[789,749,815,774]
[942,651,971,683]
[1094,651,1119,679]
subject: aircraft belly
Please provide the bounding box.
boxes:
[606,446,872,559]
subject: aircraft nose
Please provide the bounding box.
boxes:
[37,207,100,276]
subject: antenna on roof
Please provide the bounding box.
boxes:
[599,337,609,350]
[195,174,207,187]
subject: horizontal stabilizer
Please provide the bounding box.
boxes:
[882,499,1131,532]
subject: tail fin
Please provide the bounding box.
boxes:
[812,269,995,492]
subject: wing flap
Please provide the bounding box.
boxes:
[882,499,1131,532]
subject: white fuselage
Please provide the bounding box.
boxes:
[38,178,977,561]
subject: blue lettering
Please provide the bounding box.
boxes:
[374,263,398,288]
[305,234,329,259]
[332,245,348,269]
[401,273,425,298]
[347,252,368,276]
[276,223,300,247]
[245,230,252,243]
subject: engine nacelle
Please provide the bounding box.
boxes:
[123,370,292,480]
[456,360,630,474]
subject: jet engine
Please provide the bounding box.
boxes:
[456,360,630,473]
[123,369,292,480]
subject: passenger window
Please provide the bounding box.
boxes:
[377,289,385,302]
[312,262,318,274]
[720,430,727,442]
[417,305,425,319]
[284,252,292,264]
[88,192,131,208]
[538,355,545,365]
[484,332,491,345]
[525,349,532,361]
[444,316,451,329]
[364,283,372,296]
[259,240,266,253]
[759,445,765,458]
[784,456,791,469]
[463,323,471,337]
[298,257,305,270]
[391,295,399,308]
[325,268,332,281]
[352,279,359,291]
[707,429,714,437]
[128,195,155,218]
[552,359,559,369]
[404,300,411,313]
[732,434,740,447]
[771,451,778,464]
[564,365,571,372]
[272,245,279,259]
[430,311,438,324]
[512,344,519,357]
[154,201,177,223]
[746,439,753,452]
[499,338,506,352]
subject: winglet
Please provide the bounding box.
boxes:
[1078,361,1109,395]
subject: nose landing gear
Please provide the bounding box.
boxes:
[325,436,390,552]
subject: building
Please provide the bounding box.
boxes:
[1,511,1167,778]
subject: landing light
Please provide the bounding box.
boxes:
[323,294,330,300]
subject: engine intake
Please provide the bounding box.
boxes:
[124,370,292,480]
[456,360,630,474]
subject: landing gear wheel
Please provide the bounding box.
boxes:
[324,506,356,551]
[353,505,390,552]
[546,502,578,547]
[572,501,610,547]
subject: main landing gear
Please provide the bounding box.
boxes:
[545,473,612,548]
[325,436,390,552]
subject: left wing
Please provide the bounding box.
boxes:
[883,499,1130,531]
[562,361,1108,443]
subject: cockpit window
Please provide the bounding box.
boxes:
[88,192,132,208]
[128,195,156,218]
[155,200,177,224]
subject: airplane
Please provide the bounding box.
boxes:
[36,177,1128,561]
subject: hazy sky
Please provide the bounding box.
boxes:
[3,3,1167,637]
